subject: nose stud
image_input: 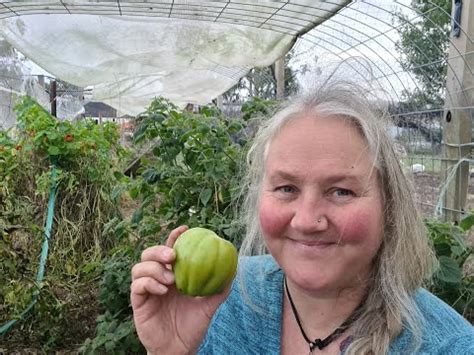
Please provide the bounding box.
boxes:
[317,217,322,223]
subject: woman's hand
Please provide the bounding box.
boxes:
[130,225,231,354]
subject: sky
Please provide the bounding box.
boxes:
[291,0,421,103]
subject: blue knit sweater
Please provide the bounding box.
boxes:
[198,255,474,354]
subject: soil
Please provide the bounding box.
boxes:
[412,172,442,217]
[412,172,474,243]
[1,285,98,355]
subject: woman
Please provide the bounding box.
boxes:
[131,76,474,354]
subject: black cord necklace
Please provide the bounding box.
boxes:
[284,277,363,354]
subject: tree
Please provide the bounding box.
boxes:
[222,49,301,103]
[395,0,452,107]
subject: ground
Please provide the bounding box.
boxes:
[1,285,98,355]
[412,172,442,217]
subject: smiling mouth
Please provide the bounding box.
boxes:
[289,238,336,247]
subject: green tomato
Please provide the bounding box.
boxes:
[173,227,238,297]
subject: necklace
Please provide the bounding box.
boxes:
[284,277,363,354]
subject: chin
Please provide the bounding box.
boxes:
[286,269,332,291]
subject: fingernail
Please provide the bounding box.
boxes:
[164,270,175,283]
[157,283,168,294]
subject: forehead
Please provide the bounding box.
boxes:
[262,114,379,185]
[268,115,369,159]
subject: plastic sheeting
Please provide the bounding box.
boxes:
[0,1,350,116]
[0,38,51,129]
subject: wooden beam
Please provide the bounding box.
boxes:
[216,95,223,110]
[49,80,57,117]
[275,57,285,99]
[441,0,474,222]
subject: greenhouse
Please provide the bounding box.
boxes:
[0,0,473,353]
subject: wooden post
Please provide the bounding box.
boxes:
[38,75,44,88]
[275,57,285,99]
[50,80,57,117]
[441,0,474,222]
[216,95,223,110]
[249,69,254,98]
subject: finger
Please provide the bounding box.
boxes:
[141,245,176,264]
[166,225,189,248]
[130,278,171,310]
[131,261,175,284]
[131,277,168,295]
[200,282,234,320]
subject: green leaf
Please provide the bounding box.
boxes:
[436,256,462,285]
[433,241,451,257]
[129,186,139,199]
[199,188,213,206]
[131,208,144,225]
[460,214,474,231]
[133,122,148,143]
[450,228,467,250]
[105,340,116,352]
[151,113,166,123]
[111,185,126,201]
[47,146,60,156]
[112,220,129,239]
[450,245,465,257]
[47,131,59,140]
[82,261,101,275]
[141,194,156,209]
[113,171,125,181]
[139,222,161,237]
[114,324,131,340]
[142,168,161,184]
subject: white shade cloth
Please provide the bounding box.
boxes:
[0,1,350,115]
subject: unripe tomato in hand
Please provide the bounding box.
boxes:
[173,227,238,297]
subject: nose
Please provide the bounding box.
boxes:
[290,197,328,233]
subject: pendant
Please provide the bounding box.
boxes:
[309,339,324,353]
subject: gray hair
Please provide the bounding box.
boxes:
[238,72,435,354]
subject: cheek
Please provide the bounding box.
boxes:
[338,209,383,246]
[258,199,289,237]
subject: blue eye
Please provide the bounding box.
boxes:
[277,185,296,193]
[334,188,353,197]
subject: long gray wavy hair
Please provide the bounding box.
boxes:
[238,64,436,354]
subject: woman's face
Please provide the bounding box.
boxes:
[258,114,384,294]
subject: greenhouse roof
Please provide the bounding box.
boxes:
[0,0,351,115]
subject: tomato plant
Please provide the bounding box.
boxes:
[115,97,250,246]
[426,216,474,319]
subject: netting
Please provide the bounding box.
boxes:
[0,38,86,128]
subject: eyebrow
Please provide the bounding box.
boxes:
[266,170,367,185]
